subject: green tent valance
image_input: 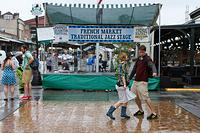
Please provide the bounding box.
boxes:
[45,3,160,26]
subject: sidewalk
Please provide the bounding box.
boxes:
[0,89,199,133]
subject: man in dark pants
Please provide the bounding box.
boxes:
[128,45,158,120]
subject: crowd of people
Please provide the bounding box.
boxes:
[1,44,158,120]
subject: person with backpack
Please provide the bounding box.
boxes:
[106,53,135,120]
[20,45,34,100]
[128,45,158,120]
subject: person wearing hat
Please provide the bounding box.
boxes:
[1,52,16,101]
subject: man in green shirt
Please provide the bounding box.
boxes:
[20,45,34,100]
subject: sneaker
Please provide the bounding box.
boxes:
[147,113,158,120]
[3,98,8,101]
[134,110,144,116]
[20,96,28,100]
[11,98,14,100]
[28,96,32,99]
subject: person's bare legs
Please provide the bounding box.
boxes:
[28,82,32,96]
[145,98,156,114]
[123,102,128,107]
[135,96,143,112]
[3,85,8,99]
[10,85,15,98]
[24,83,28,97]
[114,101,123,108]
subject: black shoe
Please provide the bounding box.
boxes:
[106,106,116,120]
[3,98,8,101]
[147,113,158,120]
[11,98,14,100]
[121,106,130,119]
[134,110,144,116]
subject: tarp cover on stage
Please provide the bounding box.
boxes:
[43,73,160,90]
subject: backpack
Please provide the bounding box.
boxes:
[135,56,153,78]
[26,55,38,71]
[30,56,38,71]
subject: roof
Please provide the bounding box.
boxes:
[151,23,200,44]
[151,23,200,31]
[2,12,13,16]
[190,8,200,20]
[45,3,160,26]
[0,34,22,43]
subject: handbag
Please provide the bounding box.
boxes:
[125,88,136,101]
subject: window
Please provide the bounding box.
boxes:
[3,14,13,20]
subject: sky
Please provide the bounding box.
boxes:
[0,0,200,25]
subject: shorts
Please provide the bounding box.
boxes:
[22,70,33,84]
[47,66,52,71]
[131,81,149,100]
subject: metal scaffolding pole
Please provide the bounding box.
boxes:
[158,4,161,76]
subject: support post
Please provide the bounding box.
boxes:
[150,31,155,60]
[190,28,195,75]
[51,42,54,71]
[35,16,39,58]
[108,51,112,72]
[96,42,100,73]
[158,3,161,76]
[136,43,139,58]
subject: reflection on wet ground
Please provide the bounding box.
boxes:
[0,100,200,133]
[0,89,200,133]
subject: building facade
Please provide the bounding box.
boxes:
[0,11,33,52]
[25,16,49,42]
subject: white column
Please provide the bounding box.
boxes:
[151,31,155,60]
[96,42,99,73]
[136,44,139,57]
[108,51,112,72]
[43,43,46,74]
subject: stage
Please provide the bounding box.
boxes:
[42,72,160,90]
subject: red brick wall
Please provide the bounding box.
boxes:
[25,16,49,27]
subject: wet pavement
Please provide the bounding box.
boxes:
[0,88,199,133]
[0,68,200,133]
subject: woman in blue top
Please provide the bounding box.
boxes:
[1,53,16,101]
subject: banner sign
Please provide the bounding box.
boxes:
[53,25,69,43]
[37,27,54,41]
[68,26,134,42]
[134,27,150,43]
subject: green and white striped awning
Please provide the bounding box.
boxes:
[45,3,160,26]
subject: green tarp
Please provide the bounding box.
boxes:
[42,74,160,90]
[46,4,159,26]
